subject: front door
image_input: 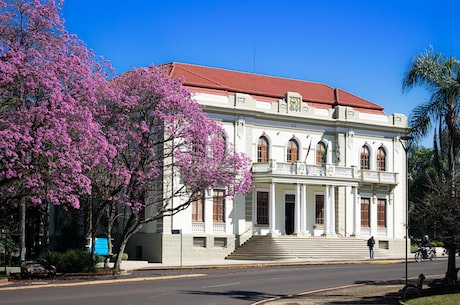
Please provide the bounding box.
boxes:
[285,194,295,235]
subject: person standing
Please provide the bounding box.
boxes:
[367,236,375,259]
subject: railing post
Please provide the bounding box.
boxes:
[269,159,276,173]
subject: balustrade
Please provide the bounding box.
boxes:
[252,160,398,185]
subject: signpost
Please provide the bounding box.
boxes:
[172,229,182,274]
[1,227,6,274]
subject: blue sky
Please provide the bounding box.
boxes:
[62,1,460,147]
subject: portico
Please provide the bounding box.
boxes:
[252,160,397,238]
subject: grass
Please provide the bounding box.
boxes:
[405,293,460,305]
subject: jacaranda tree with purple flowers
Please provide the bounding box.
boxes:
[101,66,252,272]
[0,0,112,259]
[0,0,252,270]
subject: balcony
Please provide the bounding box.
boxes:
[252,160,398,185]
[360,170,398,185]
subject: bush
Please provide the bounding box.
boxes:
[43,249,100,273]
[111,252,128,262]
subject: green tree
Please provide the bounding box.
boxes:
[403,48,460,283]
[408,146,435,239]
[407,146,453,241]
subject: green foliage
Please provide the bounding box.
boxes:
[435,241,445,247]
[112,252,128,261]
[0,237,18,253]
[43,249,100,273]
[407,146,460,242]
[411,244,419,253]
[405,293,460,305]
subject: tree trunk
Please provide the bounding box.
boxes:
[41,203,50,254]
[19,198,26,262]
[113,219,141,273]
[104,202,116,269]
[445,245,458,284]
[113,237,129,274]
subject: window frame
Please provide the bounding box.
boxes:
[360,145,370,170]
[377,198,387,228]
[377,147,386,171]
[360,197,371,227]
[191,192,205,222]
[315,194,325,225]
[316,142,326,165]
[257,136,269,163]
[287,139,299,163]
[256,191,269,225]
[212,189,226,223]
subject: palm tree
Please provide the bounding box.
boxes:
[402,48,460,284]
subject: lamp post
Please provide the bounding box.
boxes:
[399,135,413,289]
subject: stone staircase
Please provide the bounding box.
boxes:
[226,235,389,260]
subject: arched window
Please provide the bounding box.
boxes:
[360,145,370,170]
[257,136,269,162]
[316,142,327,165]
[287,139,299,163]
[377,147,386,171]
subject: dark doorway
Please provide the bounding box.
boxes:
[285,194,295,235]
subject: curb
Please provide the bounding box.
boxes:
[0,273,207,291]
[126,259,406,272]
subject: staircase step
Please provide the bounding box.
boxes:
[226,236,388,260]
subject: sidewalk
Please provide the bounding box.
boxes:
[256,282,405,305]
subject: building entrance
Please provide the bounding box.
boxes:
[285,194,295,235]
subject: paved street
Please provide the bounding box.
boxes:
[0,256,452,305]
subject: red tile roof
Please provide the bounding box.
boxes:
[162,62,385,114]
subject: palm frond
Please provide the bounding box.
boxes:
[402,48,446,93]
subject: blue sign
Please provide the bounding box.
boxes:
[89,238,109,256]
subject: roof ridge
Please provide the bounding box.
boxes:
[173,62,334,90]
[336,88,383,110]
[171,62,227,88]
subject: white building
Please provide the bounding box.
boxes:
[126,63,409,263]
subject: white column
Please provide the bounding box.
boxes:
[371,195,377,237]
[295,183,301,234]
[323,185,329,236]
[357,191,362,236]
[352,186,359,236]
[330,185,336,236]
[269,182,276,234]
[301,184,307,234]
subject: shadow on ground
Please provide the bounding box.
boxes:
[182,289,286,302]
